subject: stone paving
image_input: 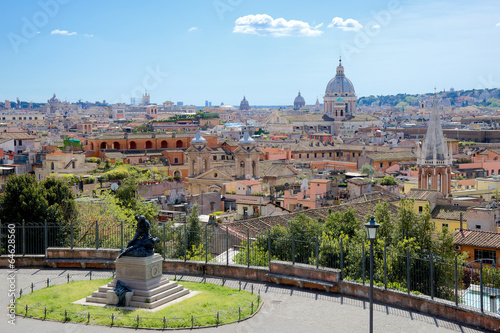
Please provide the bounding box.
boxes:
[0,268,490,333]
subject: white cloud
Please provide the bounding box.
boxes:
[51,29,77,36]
[188,27,198,32]
[371,24,381,29]
[84,34,94,38]
[496,22,500,28]
[233,14,323,37]
[327,17,362,31]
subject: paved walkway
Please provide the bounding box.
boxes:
[0,268,489,333]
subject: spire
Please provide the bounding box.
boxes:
[419,93,449,165]
[336,57,344,77]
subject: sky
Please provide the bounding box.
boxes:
[0,0,499,106]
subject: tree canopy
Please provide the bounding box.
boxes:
[0,174,76,224]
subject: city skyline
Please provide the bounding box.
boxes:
[1,0,499,105]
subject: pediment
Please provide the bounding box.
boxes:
[193,167,234,181]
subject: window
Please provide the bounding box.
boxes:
[474,249,496,264]
[307,154,309,158]
[380,163,383,168]
[418,206,423,214]
[299,154,301,158]
[476,225,481,230]
[222,156,225,160]
[210,202,215,211]
[442,223,448,230]
[174,158,178,163]
[213,156,217,161]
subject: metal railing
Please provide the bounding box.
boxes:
[2,221,500,315]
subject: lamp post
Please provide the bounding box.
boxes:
[365,215,380,333]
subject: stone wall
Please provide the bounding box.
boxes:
[1,251,499,331]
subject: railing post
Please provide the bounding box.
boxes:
[205,224,208,264]
[120,221,124,251]
[163,223,166,260]
[95,221,99,249]
[480,262,484,312]
[362,242,366,285]
[292,232,295,265]
[268,230,271,267]
[22,219,26,256]
[184,224,187,261]
[430,252,434,299]
[315,235,319,269]
[44,219,48,253]
[247,229,250,268]
[407,248,410,295]
[226,226,229,266]
[340,237,344,280]
[384,244,387,290]
[70,220,74,249]
[455,255,458,306]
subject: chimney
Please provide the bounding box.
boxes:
[460,212,463,231]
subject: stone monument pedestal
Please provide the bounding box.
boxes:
[86,254,189,309]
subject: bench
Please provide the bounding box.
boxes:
[266,273,337,292]
[44,258,116,269]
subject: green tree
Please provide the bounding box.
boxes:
[43,177,77,223]
[380,176,397,186]
[324,208,360,240]
[393,198,434,253]
[114,178,138,209]
[371,201,395,245]
[360,163,374,179]
[186,203,202,250]
[0,174,75,224]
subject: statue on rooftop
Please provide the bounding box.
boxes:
[117,215,159,258]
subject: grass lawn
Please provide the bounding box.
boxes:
[15,278,260,328]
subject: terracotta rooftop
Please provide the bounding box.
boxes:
[406,189,442,201]
[221,198,399,239]
[347,178,370,186]
[431,205,467,221]
[454,229,500,250]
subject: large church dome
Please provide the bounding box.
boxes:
[293,91,305,110]
[325,59,355,95]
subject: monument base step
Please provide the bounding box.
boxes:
[86,276,190,309]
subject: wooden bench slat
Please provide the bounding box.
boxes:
[266,273,337,287]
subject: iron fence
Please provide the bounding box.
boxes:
[2,221,500,315]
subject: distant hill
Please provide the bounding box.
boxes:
[358,88,500,109]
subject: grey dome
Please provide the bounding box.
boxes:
[239,96,250,110]
[326,76,355,94]
[294,92,305,110]
[325,59,355,94]
[294,92,305,104]
[239,131,255,144]
[439,98,451,107]
[191,130,207,144]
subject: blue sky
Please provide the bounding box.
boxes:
[0,0,499,106]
